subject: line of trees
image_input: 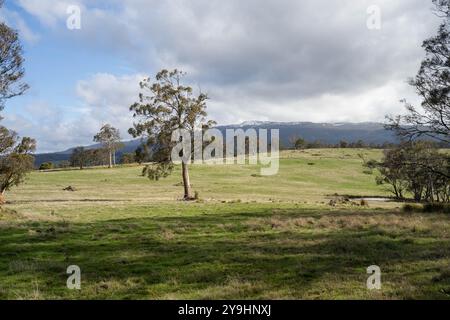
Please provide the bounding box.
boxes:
[66,124,125,170]
[287,136,401,150]
[121,144,152,165]
[69,147,110,169]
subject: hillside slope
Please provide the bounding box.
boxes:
[34,122,397,166]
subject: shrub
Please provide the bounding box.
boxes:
[402,204,422,213]
[423,203,450,214]
[39,162,54,170]
[402,203,450,214]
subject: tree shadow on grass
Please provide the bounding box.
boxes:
[0,207,449,299]
[7,199,131,204]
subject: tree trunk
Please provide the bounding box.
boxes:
[113,149,116,166]
[109,149,112,168]
[181,162,192,200]
[0,190,6,205]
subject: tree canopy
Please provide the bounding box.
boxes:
[94,124,122,168]
[0,2,29,115]
[0,129,36,203]
[387,0,450,143]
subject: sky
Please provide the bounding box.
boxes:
[0,0,444,153]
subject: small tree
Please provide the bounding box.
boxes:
[93,124,122,168]
[294,137,307,150]
[288,135,299,149]
[134,144,151,164]
[0,129,36,204]
[368,142,449,202]
[70,147,89,170]
[39,162,54,170]
[0,126,16,154]
[129,69,215,200]
[339,140,349,148]
[121,153,136,164]
[367,147,408,199]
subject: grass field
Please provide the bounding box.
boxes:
[1,149,450,299]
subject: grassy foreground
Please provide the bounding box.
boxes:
[1,149,449,299]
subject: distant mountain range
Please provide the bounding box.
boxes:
[34,139,144,166]
[221,121,397,145]
[34,121,398,166]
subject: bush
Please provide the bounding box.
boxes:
[423,203,450,214]
[373,142,449,202]
[39,162,54,170]
[402,204,422,213]
[402,203,450,214]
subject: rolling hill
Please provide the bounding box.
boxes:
[34,121,397,166]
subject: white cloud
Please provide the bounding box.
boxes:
[3,73,146,153]
[6,0,445,151]
[0,7,40,44]
[76,72,147,135]
[16,0,82,27]
[2,101,92,152]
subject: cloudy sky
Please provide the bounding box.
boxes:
[0,0,444,152]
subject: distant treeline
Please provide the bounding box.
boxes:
[284,137,449,150]
[37,137,449,171]
[38,145,151,170]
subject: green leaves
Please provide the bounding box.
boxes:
[129,69,215,177]
[0,132,35,194]
[0,21,29,108]
[142,163,174,181]
[129,69,215,199]
[94,124,121,147]
[374,142,449,202]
